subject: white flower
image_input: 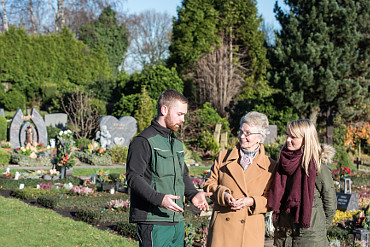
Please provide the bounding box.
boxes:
[67,130,72,134]
[59,131,63,136]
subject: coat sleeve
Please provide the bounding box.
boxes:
[318,163,337,228]
[203,152,231,207]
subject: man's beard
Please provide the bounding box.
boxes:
[164,114,181,132]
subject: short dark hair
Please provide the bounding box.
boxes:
[157,90,188,116]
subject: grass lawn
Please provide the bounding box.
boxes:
[0,196,137,247]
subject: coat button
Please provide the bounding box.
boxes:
[241,220,245,223]
[226,217,230,221]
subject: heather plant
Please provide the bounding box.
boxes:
[69,185,94,196]
[106,199,130,212]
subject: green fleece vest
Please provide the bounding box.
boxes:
[146,133,185,222]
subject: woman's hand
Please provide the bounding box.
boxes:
[229,197,254,210]
[224,192,236,205]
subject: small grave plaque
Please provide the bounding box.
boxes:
[98,116,137,147]
[0,108,4,117]
[336,192,359,211]
[266,125,277,144]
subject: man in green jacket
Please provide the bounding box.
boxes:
[127,90,212,247]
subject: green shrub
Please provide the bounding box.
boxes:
[10,153,51,166]
[0,115,7,141]
[75,138,92,149]
[333,145,352,168]
[116,221,137,240]
[42,82,58,103]
[47,126,62,142]
[91,98,107,116]
[264,144,281,161]
[2,89,26,111]
[0,148,11,165]
[108,145,128,164]
[12,187,59,200]
[74,151,113,166]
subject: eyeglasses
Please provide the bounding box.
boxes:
[237,129,261,137]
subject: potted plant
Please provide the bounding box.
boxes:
[95,168,112,191]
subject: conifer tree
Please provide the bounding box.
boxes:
[169,0,269,117]
[269,0,369,126]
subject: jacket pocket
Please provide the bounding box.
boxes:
[176,151,185,171]
[153,148,174,177]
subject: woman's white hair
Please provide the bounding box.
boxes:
[239,111,270,143]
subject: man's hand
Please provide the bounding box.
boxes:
[192,192,212,211]
[161,194,184,213]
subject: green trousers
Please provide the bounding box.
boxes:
[137,221,185,247]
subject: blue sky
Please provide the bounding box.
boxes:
[124,0,287,29]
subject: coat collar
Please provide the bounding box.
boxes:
[225,144,269,196]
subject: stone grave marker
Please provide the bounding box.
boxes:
[9,108,48,148]
[31,108,48,146]
[336,192,359,211]
[266,125,277,144]
[9,109,24,149]
[44,113,68,129]
[98,116,137,147]
[0,108,4,117]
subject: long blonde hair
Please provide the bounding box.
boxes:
[286,119,321,175]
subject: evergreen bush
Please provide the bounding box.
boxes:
[108,145,128,164]
[74,151,113,166]
[2,90,26,111]
[47,126,62,142]
[0,115,7,141]
[75,138,92,149]
[12,187,62,200]
[116,221,137,240]
[0,148,11,165]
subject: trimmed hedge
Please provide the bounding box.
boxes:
[10,153,51,166]
[116,221,137,240]
[12,187,68,200]
[37,192,129,209]
[75,151,112,166]
[0,176,82,190]
[0,148,11,165]
[0,115,7,141]
[76,207,128,224]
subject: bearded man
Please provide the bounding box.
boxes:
[126,90,212,247]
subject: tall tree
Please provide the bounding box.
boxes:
[169,0,269,117]
[78,6,129,75]
[124,10,172,73]
[269,0,369,131]
[0,0,8,32]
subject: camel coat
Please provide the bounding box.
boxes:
[204,144,276,247]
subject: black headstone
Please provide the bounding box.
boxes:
[336,192,359,211]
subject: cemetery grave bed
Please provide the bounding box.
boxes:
[0,178,210,245]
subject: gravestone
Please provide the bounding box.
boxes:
[9,109,24,149]
[20,122,38,146]
[44,113,68,129]
[266,125,277,144]
[30,108,48,146]
[9,108,48,148]
[98,116,137,147]
[336,192,359,211]
[0,108,4,117]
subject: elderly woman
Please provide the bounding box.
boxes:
[204,111,276,247]
[268,119,337,246]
